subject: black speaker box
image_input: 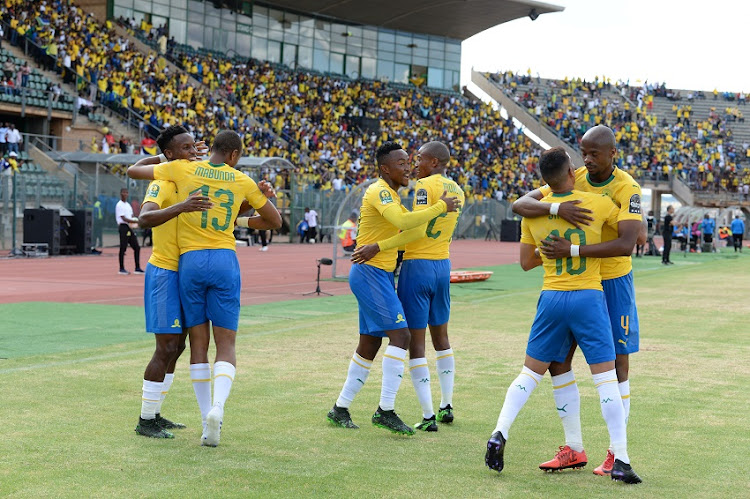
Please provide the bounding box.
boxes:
[500,219,521,242]
[71,209,93,253]
[23,208,60,255]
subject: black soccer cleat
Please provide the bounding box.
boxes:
[327,404,359,429]
[611,459,642,484]
[155,413,186,429]
[135,417,174,439]
[415,415,438,432]
[437,404,454,424]
[371,407,415,435]
[485,431,506,472]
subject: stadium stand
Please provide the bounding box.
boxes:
[486,71,750,195]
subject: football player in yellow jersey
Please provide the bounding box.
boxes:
[348,141,465,432]
[513,125,646,476]
[486,148,641,484]
[128,130,282,447]
[131,126,212,439]
[327,142,461,435]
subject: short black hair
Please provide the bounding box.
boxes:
[538,147,570,186]
[376,141,403,166]
[420,141,450,165]
[213,130,243,155]
[156,125,190,153]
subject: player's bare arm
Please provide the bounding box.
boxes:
[540,220,641,259]
[236,201,282,230]
[139,191,213,229]
[513,189,594,229]
[127,163,157,180]
[637,217,647,246]
[519,242,543,271]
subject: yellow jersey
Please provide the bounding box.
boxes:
[356,179,407,271]
[153,159,268,253]
[142,180,180,271]
[404,174,465,261]
[521,190,618,291]
[540,166,642,279]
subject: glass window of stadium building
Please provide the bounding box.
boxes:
[109,1,461,90]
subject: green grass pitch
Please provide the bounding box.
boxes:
[1,251,748,497]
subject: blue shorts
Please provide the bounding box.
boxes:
[178,249,241,330]
[397,259,451,329]
[349,263,408,337]
[602,271,640,355]
[144,263,184,334]
[527,289,615,365]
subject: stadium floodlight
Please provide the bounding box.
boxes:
[528,8,539,21]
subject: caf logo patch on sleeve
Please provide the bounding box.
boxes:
[148,183,160,198]
[379,189,393,205]
[415,188,428,206]
[629,194,641,214]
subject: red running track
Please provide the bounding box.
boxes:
[0,240,520,306]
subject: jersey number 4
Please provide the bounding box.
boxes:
[192,185,234,231]
[548,228,587,276]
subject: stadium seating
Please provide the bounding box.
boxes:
[487,71,750,194]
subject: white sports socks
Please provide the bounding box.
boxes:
[336,353,372,409]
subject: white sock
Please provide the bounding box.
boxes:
[593,370,629,464]
[190,363,212,425]
[212,361,236,409]
[494,366,543,438]
[436,348,455,408]
[619,380,631,425]
[336,353,372,409]
[380,345,407,411]
[141,379,163,420]
[155,373,174,415]
[409,358,434,418]
[551,370,583,452]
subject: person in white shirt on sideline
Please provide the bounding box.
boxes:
[304,207,319,243]
[116,187,144,275]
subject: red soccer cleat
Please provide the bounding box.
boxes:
[593,449,615,476]
[539,445,588,472]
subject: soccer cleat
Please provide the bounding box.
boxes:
[436,404,454,423]
[371,407,415,435]
[611,459,642,484]
[135,417,174,439]
[327,404,358,429]
[539,445,588,472]
[155,413,186,430]
[202,405,223,447]
[415,415,438,432]
[118,269,130,275]
[485,431,506,472]
[134,269,145,274]
[593,449,615,476]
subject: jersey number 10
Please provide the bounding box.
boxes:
[548,228,587,276]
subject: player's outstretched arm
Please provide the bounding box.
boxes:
[540,220,641,259]
[513,189,594,229]
[127,163,157,180]
[350,223,428,264]
[237,202,281,230]
[520,243,543,271]
[139,191,213,229]
[381,191,460,230]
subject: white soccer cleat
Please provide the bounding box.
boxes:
[202,406,223,447]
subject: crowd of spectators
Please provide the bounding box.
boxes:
[492,70,750,195]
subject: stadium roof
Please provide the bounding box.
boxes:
[260,0,564,40]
